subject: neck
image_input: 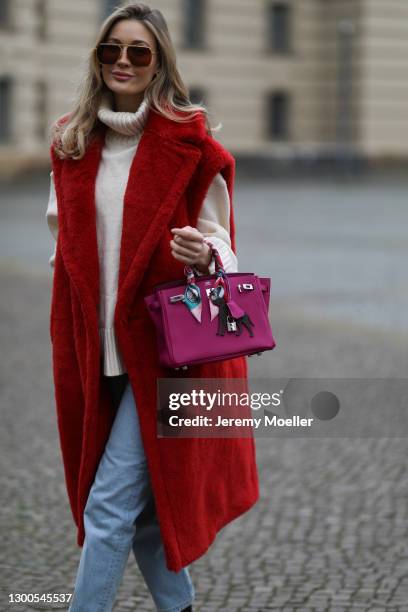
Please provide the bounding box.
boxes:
[113,92,145,113]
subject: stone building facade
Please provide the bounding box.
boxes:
[0,0,407,175]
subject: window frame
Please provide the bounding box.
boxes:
[0,76,13,143]
[267,90,291,141]
[182,0,207,50]
[267,1,292,55]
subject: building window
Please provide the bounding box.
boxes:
[183,0,206,49]
[101,0,120,21]
[36,0,47,40]
[267,2,291,54]
[0,77,12,142]
[189,86,206,106]
[0,1,10,27]
[267,91,290,140]
[36,81,48,141]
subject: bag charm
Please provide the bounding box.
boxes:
[209,269,255,337]
[171,243,255,335]
[182,266,202,322]
[209,284,230,336]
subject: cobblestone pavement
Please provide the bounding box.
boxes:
[1,175,408,612]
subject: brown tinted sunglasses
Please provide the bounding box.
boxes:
[95,43,158,67]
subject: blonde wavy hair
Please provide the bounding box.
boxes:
[50,2,220,160]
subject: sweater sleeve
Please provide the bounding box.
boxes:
[196,172,238,275]
[45,169,238,274]
[45,170,58,268]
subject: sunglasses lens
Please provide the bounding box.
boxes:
[97,44,120,64]
[127,46,152,67]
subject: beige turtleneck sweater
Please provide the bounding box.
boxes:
[46,92,238,376]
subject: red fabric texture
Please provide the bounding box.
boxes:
[49,105,260,571]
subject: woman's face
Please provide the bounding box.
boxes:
[100,19,159,110]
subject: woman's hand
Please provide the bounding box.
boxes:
[170,226,212,273]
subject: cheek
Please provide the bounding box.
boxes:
[139,67,156,83]
[101,66,111,82]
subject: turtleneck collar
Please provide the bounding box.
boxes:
[97,89,150,138]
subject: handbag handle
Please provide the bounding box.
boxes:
[184,239,232,302]
[183,239,225,283]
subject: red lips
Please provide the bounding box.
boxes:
[112,71,134,77]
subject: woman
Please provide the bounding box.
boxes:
[46,4,259,611]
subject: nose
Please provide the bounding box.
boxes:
[117,46,131,66]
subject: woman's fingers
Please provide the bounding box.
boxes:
[171,250,197,264]
[170,226,209,265]
[171,226,203,245]
[170,239,202,259]
[170,227,204,255]
[172,237,202,254]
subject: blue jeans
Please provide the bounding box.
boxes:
[68,375,195,612]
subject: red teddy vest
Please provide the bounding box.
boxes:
[49,106,259,571]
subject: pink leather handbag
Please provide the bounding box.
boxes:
[144,242,276,369]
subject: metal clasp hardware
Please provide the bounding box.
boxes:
[169,294,185,303]
[237,283,254,293]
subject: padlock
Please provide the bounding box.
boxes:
[227,316,237,332]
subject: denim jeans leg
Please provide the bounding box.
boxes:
[131,494,195,611]
[68,381,151,612]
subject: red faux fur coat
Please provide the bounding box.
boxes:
[49,104,259,571]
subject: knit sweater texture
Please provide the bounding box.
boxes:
[46,92,238,376]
